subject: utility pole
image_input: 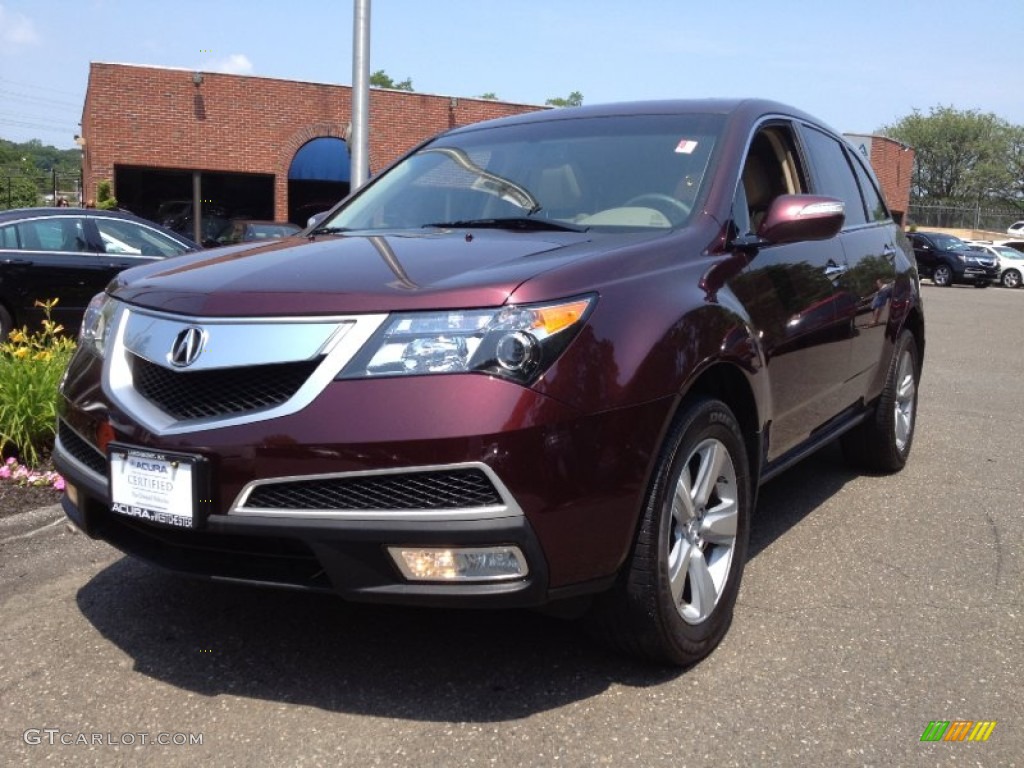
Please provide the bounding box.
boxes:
[351,0,371,190]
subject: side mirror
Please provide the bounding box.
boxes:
[757,194,845,244]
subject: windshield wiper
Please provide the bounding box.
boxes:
[309,225,351,236]
[423,218,588,233]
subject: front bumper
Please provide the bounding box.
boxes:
[56,367,672,607]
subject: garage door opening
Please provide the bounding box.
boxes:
[114,166,275,240]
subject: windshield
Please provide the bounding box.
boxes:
[929,233,968,251]
[323,113,724,233]
[994,246,1023,259]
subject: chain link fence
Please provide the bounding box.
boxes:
[907,202,1023,233]
[1,171,82,209]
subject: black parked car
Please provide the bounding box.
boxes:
[0,207,199,339]
[907,231,998,287]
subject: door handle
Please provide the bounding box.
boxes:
[824,260,847,279]
[2,258,31,266]
[882,245,897,261]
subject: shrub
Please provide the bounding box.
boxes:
[96,179,118,210]
[0,299,76,466]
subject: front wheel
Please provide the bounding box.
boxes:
[932,264,953,286]
[1002,269,1022,289]
[841,329,920,472]
[587,397,751,666]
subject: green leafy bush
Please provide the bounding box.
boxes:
[0,300,76,466]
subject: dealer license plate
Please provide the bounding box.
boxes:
[109,447,198,528]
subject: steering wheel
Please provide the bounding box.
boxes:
[624,193,692,224]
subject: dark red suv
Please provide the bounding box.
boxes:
[55,100,924,666]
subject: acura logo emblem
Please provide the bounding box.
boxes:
[169,327,206,368]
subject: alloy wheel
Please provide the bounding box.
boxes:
[667,438,739,625]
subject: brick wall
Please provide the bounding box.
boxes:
[869,137,914,220]
[81,63,544,220]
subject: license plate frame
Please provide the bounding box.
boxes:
[108,444,210,529]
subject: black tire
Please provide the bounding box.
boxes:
[587,397,751,666]
[932,264,953,287]
[841,329,920,473]
[974,281,989,288]
[1002,269,1022,289]
[0,304,13,342]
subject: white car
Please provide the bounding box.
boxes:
[1007,221,1024,237]
[964,240,1024,288]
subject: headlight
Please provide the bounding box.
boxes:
[339,295,595,384]
[78,293,117,357]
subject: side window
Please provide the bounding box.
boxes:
[93,218,190,258]
[800,127,867,228]
[848,152,890,223]
[0,224,18,249]
[737,125,806,234]
[12,218,89,252]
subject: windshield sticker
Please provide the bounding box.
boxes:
[675,139,699,155]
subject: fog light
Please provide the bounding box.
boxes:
[389,546,528,582]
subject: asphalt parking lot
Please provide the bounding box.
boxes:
[1,283,1020,767]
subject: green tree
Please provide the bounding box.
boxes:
[369,70,414,91]
[1,175,40,209]
[545,91,583,108]
[479,92,499,101]
[880,106,1013,205]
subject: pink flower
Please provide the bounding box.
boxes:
[53,475,66,491]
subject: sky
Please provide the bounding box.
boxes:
[1,0,1021,150]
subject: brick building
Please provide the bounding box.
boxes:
[843,133,915,225]
[79,62,544,229]
[80,63,915,233]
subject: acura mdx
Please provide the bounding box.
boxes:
[55,100,924,665]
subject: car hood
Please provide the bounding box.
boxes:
[109,228,661,316]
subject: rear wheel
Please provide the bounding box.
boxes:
[1002,269,1022,289]
[932,264,953,286]
[0,304,13,342]
[587,397,751,666]
[841,329,920,472]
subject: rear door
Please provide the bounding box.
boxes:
[0,214,102,331]
[797,125,897,405]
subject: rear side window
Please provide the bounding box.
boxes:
[5,218,89,252]
[800,126,868,228]
[848,151,890,223]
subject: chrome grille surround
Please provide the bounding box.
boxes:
[103,304,389,436]
[231,463,523,522]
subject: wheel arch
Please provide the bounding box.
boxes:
[682,361,763,484]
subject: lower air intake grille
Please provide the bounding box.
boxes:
[243,468,503,511]
[58,419,107,475]
[130,355,321,420]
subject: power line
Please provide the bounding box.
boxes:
[0,76,83,100]
[0,87,80,110]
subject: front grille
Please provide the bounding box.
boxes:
[58,419,107,475]
[130,354,321,420]
[243,468,503,511]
